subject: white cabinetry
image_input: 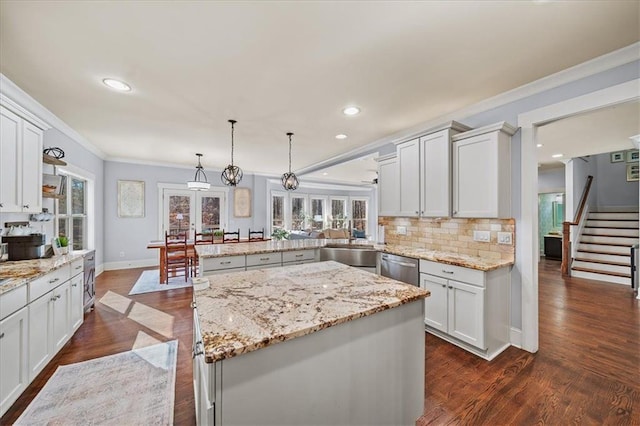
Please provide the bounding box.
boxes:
[394,122,471,218]
[420,259,511,360]
[451,122,516,218]
[200,249,319,276]
[0,105,43,213]
[0,306,28,416]
[376,154,399,216]
[70,259,84,332]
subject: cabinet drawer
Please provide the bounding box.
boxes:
[282,249,315,263]
[419,259,484,287]
[201,256,246,272]
[29,265,70,302]
[246,252,282,267]
[0,285,28,321]
[70,258,84,277]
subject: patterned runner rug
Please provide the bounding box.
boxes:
[129,269,192,295]
[15,340,178,426]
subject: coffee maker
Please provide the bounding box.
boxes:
[2,221,47,261]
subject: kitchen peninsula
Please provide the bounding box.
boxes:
[193,261,429,425]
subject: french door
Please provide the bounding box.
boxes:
[161,188,227,238]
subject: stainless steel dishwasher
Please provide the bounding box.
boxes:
[378,252,419,286]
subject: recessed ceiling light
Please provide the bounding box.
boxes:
[322,172,328,176]
[551,153,563,158]
[335,134,348,140]
[536,143,543,148]
[342,106,360,116]
[102,78,131,92]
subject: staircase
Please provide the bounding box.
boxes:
[571,211,639,285]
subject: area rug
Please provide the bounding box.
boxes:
[15,340,178,426]
[129,269,192,295]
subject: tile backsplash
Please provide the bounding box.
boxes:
[379,216,515,261]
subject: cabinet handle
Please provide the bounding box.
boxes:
[0,332,5,339]
[295,254,304,257]
[75,266,82,270]
[23,204,29,209]
[192,341,204,358]
[190,301,197,309]
[260,257,270,261]
[72,283,78,287]
[51,295,57,302]
[442,270,454,275]
[0,203,3,208]
[220,261,231,265]
[441,284,446,288]
[448,286,453,289]
[49,278,60,284]
[415,211,419,214]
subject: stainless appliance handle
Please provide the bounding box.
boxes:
[382,257,417,268]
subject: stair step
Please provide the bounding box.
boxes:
[571,266,630,278]
[580,235,638,246]
[585,220,638,228]
[578,244,632,255]
[589,212,639,220]
[571,260,631,275]
[583,227,639,237]
[577,249,630,258]
[570,269,632,286]
[574,257,631,267]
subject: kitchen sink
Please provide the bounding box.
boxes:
[319,246,377,267]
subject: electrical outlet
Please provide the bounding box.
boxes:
[473,230,490,242]
[119,251,125,258]
[498,232,513,245]
[397,226,407,235]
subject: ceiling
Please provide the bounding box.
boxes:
[305,153,378,185]
[537,100,640,170]
[1,1,638,179]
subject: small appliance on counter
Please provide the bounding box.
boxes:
[3,221,47,261]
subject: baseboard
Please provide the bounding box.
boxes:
[96,264,105,277]
[510,327,522,348]
[103,258,158,271]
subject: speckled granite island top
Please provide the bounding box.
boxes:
[194,261,429,363]
[0,252,88,295]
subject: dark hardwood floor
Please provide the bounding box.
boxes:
[2,259,638,425]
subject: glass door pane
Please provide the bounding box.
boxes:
[272,195,285,230]
[351,199,368,236]
[162,189,195,237]
[196,191,226,234]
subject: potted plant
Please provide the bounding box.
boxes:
[271,228,289,241]
[57,234,69,254]
[213,229,224,243]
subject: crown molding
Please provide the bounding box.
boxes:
[267,178,373,192]
[297,42,640,175]
[0,73,106,159]
[451,121,518,141]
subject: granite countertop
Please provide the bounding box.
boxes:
[195,261,429,363]
[0,251,89,295]
[196,239,513,272]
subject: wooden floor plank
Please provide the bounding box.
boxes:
[2,259,639,425]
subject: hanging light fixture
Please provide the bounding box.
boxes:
[281,132,299,191]
[187,153,211,191]
[221,119,243,186]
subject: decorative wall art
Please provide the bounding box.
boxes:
[626,163,639,182]
[233,187,251,217]
[118,180,145,218]
[610,151,624,163]
[626,150,639,162]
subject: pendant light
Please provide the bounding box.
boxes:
[281,132,299,191]
[221,119,243,186]
[187,153,211,191]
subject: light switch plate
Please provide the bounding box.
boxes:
[397,226,407,235]
[498,232,513,245]
[473,230,490,242]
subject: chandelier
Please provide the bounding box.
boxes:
[187,153,211,191]
[281,132,299,191]
[221,119,243,186]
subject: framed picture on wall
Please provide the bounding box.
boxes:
[233,187,251,218]
[627,163,639,182]
[610,151,624,162]
[626,150,639,162]
[117,180,145,217]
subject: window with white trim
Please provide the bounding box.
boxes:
[351,197,369,237]
[329,197,348,228]
[57,173,87,250]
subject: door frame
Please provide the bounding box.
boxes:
[157,183,229,238]
[517,78,639,353]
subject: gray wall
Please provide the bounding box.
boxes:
[538,167,566,193]
[594,152,639,208]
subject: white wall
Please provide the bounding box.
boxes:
[538,167,565,193]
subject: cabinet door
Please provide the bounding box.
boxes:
[0,106,21,212]
[28,293,52,381]
[377,157,399,216]
[0,307,28,417]
[70,274,84,332]
[452,133,498,218]
[421,274,448,332]
[52,281,71,352]
[397,139,420,217]
[420,130,450,217]
[448,280,485,349]
[21,121,43,213]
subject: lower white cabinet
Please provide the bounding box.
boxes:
[0,306,28,416]
[70,274,84,332]
[420,259,511,360]
[200,249,318,276]
[51,281,71,353]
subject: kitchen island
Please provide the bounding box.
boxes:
[193,260,429,426]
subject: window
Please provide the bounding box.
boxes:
[58,174,87,250]
[291,196,307,231]
[310,197,326,231]
[351,198,369,236]
[272,193,285,230]
[329,197,347,228]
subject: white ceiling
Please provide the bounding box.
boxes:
[1,1,638,179]
[537,100,640,168]
[306,153,379,185]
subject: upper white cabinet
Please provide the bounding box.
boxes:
[394,122,471,218]
[451,122,516,218]
[0,105,44,213]
[376,154,400,216]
